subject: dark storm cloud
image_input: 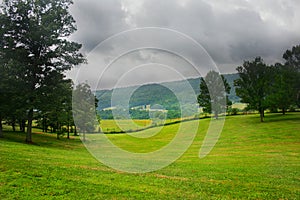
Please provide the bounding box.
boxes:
[69,0,129,53]
[67,0,300,89]
[126,0,300,70]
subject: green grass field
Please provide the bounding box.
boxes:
[0,113,299,199]
[100,118,183,133]
[100,119,152,132]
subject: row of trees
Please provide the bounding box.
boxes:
[235,46,300,122]
[0,0,86,142]
[1,1,299,144]
[198,45,300,122]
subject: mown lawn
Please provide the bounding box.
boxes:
[100,118,183,133]
[100,119,152,132]
[0,113,299,199]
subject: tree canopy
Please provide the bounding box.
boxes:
[72,83,99,139]
[234,57,270,122]
[0,0,85,142]
[197,71,231,119]
[234,46,300,121]
[283,45,300,107]
[267,63,297,114]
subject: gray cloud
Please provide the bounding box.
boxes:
[67,0,300,89]
[69,0,129,53]
[125,0,300,70]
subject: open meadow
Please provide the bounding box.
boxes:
[0,113,299,199]
[1,1,300,199]
[99,118,186,133]
[100,119,152,133]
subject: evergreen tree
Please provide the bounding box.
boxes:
[197,71,231,119]
[72,83,99,140]
[267,63,296,114]
[0,0,85,142]
[283,45,300,107]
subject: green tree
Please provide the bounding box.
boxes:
[38,77,73,139]
[234,57,270,122]
[0,67,8,137]
[267,63,297,114]
[0,15,13,137]
[197,71,231,119]
[0,62,8,137]
[0,57,23,136]
[283,45,300,107]
[72,83,99,141]
[0,0,85,142]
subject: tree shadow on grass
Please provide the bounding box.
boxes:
[0,130,83,150]
[264,112,300,123]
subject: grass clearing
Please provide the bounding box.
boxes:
[100,119,152,132]
[100,118,184,133]
[0,113,299,199]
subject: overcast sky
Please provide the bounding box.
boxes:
[67,0,300,89]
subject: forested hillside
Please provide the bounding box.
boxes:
[95,73,239,110]
[95,73,240,119]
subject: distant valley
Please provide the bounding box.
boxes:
[95,73,240,119]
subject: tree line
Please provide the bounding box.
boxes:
[0,0,88,142]
[198,45,300,122]
[1,0,299,144]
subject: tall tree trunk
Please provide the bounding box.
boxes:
[282,108,286,115]
[26,108,33,143]
[56,121,59,139]
[74,125,77,136]
[67,111,70,139]
[12,117,16,132]
[67,123,70,139]
[0,116,3,138]
[42,115,46,132]
[67,126,70,139]
[20,119,26,132]
[260,109,264,122]
[19,120,22,132]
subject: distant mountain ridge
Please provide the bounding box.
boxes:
[95,73,240,110]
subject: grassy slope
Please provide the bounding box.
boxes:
[0,113,299,199]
